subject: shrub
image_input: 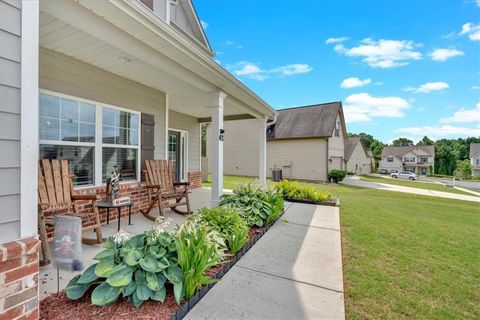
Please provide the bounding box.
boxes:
[219,183,284,227]
[66,220,183,308]
[328,170,347,183]
[176,221,224,299]
[196,207,249,255]
[275,180,331,202]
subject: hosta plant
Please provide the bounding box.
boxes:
[176,220,224,299]
[65,219,183,308]
[220,183,284,227]
[196,206,249,255]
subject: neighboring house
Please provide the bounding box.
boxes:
[0,1,276,318]
[344,138,372,175]
[379,145,435,175]
[207,102,348,181]
[470,143,480,177]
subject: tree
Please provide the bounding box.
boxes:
[391,137,414,147]
[416,136,434,146]
[349,132,384,168]
[456,159,472,179]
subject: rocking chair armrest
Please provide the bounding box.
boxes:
[173,182,190,186]
[38,203,49,211]
[71,194,98,201]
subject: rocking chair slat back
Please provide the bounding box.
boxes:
[144,160,175,193]
[38,159,72,211]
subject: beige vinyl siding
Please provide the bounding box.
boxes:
[0,0,21,242]
[39,48,167,159]
[169,111,201,171]
[207,119,260,177]
[379,156,403,172]
[346,143,371,174]
[328,114,345,170]
[268,138,328,181]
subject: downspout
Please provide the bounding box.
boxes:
[326,137,329,182]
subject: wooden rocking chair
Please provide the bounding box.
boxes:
[38,159,104,266]
[141,160,192,221]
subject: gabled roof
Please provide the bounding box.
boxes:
[367,151,374,158]
[470,143,480,158]
[381,145,435,158]
[345,138,369,161]
[267,102,345,139]
[344,138,360,161]
[170,0,213,54]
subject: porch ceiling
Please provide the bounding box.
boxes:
[39,3,266,119]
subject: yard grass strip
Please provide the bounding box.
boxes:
[359,175,474,196]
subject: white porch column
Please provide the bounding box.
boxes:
[258,118,267,187]
[210,91,226,206]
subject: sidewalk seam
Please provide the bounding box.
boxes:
[235,264,344,294]
[283,221,340,232]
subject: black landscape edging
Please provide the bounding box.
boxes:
[175,208,286,320]
[284,197,339,207]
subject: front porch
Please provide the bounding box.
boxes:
[39,187,214,300]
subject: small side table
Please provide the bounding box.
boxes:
[96,201,132,232]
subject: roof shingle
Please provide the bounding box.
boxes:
[267,102,342,139]
[381,145,435,158]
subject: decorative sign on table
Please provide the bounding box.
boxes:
[53,215,83,271]
[112,196,131,206]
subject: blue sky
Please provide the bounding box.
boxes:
[195,0,480,143]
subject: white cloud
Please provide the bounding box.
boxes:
[343,93,410,123]
[200,20,208,30]
[340,77,372,88]
[325,37,349,44]
[476,0,480,7]
[430,48,464,61]
[271,64,313,76]
[230,62,313,81]
[404,81,450,93]
[440,102,480,124]
[396,125,480,139]
[472,85,480,90]
[459,23,480,41]
[225,40,243,48]
[333,38,422,68]
[232,62,268,81]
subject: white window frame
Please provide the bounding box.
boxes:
[39,89,141,188]
[404,156,416,163]
[168,128,189,182]
[387,156,394,163]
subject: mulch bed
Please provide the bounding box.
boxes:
[40,285,181,320]
[39,225,268,320]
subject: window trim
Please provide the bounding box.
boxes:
[39,89,141,187]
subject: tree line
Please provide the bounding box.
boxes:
[348,133,480,176]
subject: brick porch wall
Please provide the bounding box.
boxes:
[0,237,41,320]
[45,172,202,239]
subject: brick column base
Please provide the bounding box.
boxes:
[188,171,202,189]
[0,237,40,320]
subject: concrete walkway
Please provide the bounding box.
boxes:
[342,176,480,203]
[185,203,345,320]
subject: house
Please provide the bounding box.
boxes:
[207,102,348,181]
[470,143,480,177]
[379,145,435,175]
[344,138,372,175]
[0,0,276,318]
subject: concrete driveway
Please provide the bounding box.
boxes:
[185,203,345,320]
[342,176,480,203]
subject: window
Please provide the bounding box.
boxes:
[387,156,394,163]
[334,120,340,137]
[39,92,140,186]
[476,159,480,166]
[102,107,139,182]
[420,156,428,163]
[404,156,415,163]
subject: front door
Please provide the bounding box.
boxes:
[168,130,187,182]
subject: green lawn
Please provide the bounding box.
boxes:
[205,175,480,319]
[360,174,474,196]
